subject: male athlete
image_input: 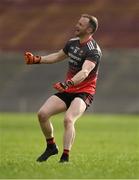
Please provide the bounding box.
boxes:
[24,14,102,163]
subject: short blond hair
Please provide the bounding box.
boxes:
[81,14,98,33]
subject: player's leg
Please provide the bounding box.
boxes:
[60,97,86,162]
[38,95,67,138]
[37,95,67,162]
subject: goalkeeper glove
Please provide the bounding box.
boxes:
[24,52,41,64]
[53,80,74,92]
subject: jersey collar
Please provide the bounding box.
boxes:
[79,35,93,46]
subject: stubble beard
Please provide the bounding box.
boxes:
[74,30,84,38]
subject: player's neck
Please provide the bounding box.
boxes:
[79,34,93,45]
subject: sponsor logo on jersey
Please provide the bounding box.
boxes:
[68,52,82,61]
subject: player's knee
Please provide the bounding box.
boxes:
[64,115,73,129]
[37,109,49,123]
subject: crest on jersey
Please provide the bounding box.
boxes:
[79,50,84,56]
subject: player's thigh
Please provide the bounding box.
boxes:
[38,95,67,117]
[65,97,86,122]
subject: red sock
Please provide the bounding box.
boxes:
[46,137,55,145]
[63,149,69,155]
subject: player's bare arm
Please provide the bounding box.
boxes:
[71,60,96,85]
[41,49,68,64]
[24,49,67,64]
[53,60,96,92]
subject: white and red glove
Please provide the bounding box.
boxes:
[24,52,41,64]
[53,80,74,92]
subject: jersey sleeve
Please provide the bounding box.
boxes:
[85,49,101,64]
[63,41,71,55]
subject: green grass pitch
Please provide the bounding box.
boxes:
[0,113,139,179]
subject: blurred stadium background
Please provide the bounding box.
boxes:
[0,0,139,114]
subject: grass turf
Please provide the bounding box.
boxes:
[0,113,139,179]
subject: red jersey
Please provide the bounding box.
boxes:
[63,36,102,94]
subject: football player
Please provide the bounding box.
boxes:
[25,14,102,163]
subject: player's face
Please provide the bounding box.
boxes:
[75,17,90,37]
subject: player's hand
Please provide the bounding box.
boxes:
[53,80,74,92]
[24,52,41,64]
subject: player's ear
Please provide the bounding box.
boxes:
[87,27,93,34]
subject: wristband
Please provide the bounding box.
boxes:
[34,56,41,64]
[65,79,74,87]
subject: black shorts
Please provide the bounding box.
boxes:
[54,92,94,110]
